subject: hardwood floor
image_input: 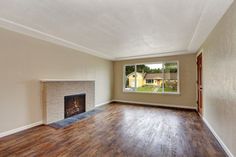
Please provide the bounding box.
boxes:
[0,103,227,157]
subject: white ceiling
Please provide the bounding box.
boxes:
[0,0,233,60]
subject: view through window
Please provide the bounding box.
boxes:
[124,61,179,93]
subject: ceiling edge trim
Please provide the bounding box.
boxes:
[187,0,207,52]
[114,50,193,61]
[187,0,234,52]
[0,17,114,60]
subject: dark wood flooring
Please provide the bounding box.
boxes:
[0,103,227,157]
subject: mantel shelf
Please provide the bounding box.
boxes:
[40,79,95,82]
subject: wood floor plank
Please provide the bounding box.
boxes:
[0,103,227,157]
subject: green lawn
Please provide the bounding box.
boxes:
[137,86,177,93]
[136,85,156,92]
[157,88,163,92]
[158,87,177,92]
[164,87,177,92]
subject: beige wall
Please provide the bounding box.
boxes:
[0,27,113,133]
[200,1,236,156]
[113,54,196,108]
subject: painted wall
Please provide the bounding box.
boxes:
[113,54,196,108]
[0,27,113,133]
[200,1,236,156]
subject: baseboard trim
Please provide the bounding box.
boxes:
[202,117,234,157]
[95,100,113,107]
[113,99,197,110]
[0,121,43,138]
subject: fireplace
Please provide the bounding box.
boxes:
[64,93,86,118]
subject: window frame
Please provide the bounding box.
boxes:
[123,61,180,95]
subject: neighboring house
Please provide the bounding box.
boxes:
[144,73,163,86]
[127,72,144,88]
[127,72,177,88]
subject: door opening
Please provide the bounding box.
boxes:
[197,53,203,115]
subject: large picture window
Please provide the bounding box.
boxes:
[123,61,179,94]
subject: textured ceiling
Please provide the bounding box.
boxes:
[0,0,233,60]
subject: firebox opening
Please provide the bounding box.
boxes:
[64,93,86,118]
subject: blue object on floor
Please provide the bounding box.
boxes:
[49,108,103,129]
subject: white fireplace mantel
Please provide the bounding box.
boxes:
[40,79,95,82]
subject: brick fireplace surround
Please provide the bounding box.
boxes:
[41,80,95,124]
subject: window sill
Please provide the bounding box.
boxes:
[123,91,181,95]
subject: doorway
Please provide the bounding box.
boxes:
[197,53,203,115]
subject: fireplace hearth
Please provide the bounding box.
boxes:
[64,94,86,118]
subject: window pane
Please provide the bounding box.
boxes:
[136,63,163,93]
[164,62,178,93]
[124,65,135,91]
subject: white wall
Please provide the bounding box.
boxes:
[200,1,236,156]
[0,27,113,133]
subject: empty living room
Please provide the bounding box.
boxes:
[0,0,236,157]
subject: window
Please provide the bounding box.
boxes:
[123,61,179,94]
[146,79,154,84]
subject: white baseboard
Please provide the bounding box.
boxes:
[0,121,43,138]
[113,99,197,110]
[202,117,234,157]
[95,100,113,107]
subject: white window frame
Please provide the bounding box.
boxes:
[123,61,180,95]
